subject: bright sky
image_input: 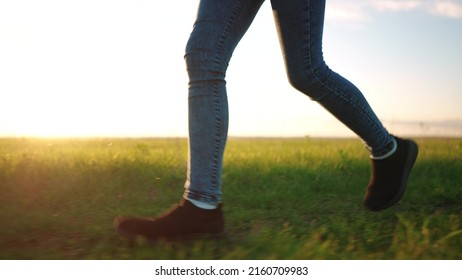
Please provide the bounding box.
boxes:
[1,0,462,138]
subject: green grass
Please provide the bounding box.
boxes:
[0,137,461,259]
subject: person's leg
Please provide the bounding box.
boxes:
[115,0,265,240]
[271,0,418,210]
[271,0,392,155]
[185,0,265,209]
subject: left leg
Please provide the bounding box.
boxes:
[271,0,418,210]
[114,0,266,241]
[271,0,393,156]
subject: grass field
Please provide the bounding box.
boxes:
[0,137,461,259]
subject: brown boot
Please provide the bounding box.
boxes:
[114,199,224,241]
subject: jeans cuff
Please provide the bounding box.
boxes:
[369,137,397,160]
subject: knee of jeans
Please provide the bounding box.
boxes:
[185,50,227,85]
[287,65,332,100]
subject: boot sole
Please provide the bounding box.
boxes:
[367,140,419,211]
[117,227,226,245]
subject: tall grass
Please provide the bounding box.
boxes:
[0,137,461,259]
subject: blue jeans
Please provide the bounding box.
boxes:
[183,0,393,206]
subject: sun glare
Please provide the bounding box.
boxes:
[1,1,461,138]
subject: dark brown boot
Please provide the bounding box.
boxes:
[114,199,224,241]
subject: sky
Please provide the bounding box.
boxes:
[1,0,461,138]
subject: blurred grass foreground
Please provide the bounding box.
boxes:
[0,137,461,259]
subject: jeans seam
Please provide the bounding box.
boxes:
[208,0,243,199]
[211,83,220,196]
[214,0,243,69]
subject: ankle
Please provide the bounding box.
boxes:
[186,198,218,210]
[370,137,397,160]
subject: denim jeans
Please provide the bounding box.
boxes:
[183,0,393,206]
